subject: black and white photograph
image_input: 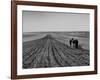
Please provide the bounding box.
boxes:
[11,1,97,79]
[22,11,90,69]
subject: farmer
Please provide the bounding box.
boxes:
[69,38,74,47]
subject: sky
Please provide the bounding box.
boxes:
[22,11,89,32]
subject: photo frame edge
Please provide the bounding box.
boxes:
[11,0,97,79]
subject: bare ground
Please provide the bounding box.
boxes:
[23,34,89,69]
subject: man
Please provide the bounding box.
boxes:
[69,38,74,47]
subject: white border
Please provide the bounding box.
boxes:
[17,5,94,75]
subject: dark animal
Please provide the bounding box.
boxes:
[73,39,78,48]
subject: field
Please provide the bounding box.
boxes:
[23,32,89,69]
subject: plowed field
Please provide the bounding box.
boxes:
[23,34,89,69]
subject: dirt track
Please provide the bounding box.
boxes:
[23,34,89,69]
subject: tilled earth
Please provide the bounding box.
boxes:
[23,34,89,69]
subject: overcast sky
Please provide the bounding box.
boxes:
[22,11,89,32]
